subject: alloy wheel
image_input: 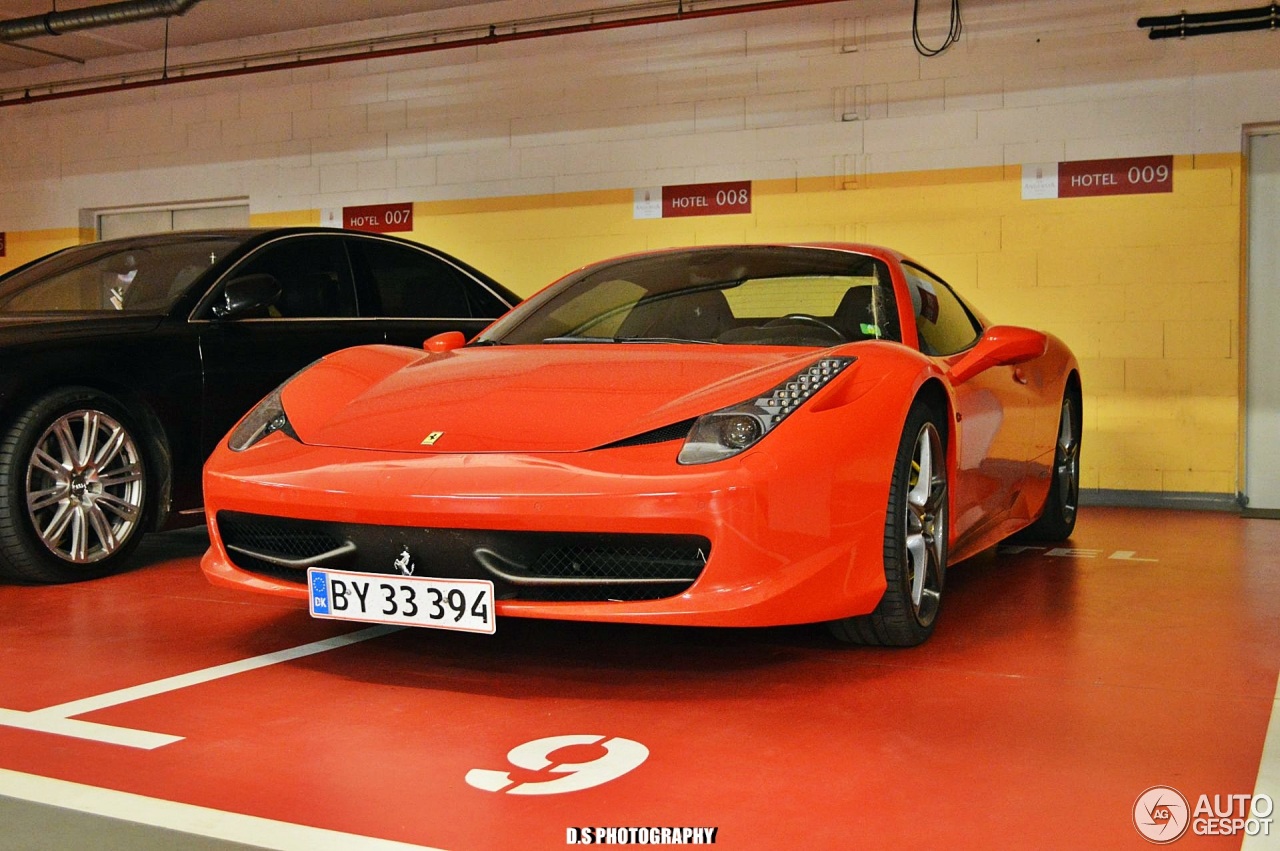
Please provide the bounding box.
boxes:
[1056,399,1081,523]
[905,421,946,627]
[25,409,145,564]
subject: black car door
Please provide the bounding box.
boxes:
[344,236,509,346]
[195,234,385,457]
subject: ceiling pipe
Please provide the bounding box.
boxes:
[0,0,846,107]
[0,0,204,43]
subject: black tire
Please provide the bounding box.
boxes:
[1015,388,1081,542]
[829,400,948,647]
[0,388,150,583]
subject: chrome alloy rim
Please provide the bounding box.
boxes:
[905,421,946,627]
[25,409,144,564]
[1056,398,1081,522]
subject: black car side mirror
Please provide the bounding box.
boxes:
[212,274,282,320]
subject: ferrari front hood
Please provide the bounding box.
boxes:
[282,343,846,454]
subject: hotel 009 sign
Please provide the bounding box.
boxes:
[1022,155,1173,200]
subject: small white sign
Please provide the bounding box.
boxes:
[320,208,343,228]
[1021,163,1059,200]
[633,187,663,219]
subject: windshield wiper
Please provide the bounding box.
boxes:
[540,335,719,344]
[614,336,719,344]
[541,335,616,344]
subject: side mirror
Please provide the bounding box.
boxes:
[949,325,1047,385]
[212,273,281,320]
[424,331,466,353]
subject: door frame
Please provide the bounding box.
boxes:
[1241,123,1280,517]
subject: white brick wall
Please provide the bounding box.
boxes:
[0,0,1277,228]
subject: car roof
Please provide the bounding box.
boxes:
[568,242,913,272]
[87,227,415,248]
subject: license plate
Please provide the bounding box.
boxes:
[307,568,495,634]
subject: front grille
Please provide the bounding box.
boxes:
[531,544,705,580]
[216,511,709,602]
[516,584,694,603]
[216,512,354,580]
[219,514,346,560]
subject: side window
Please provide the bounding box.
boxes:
[221,237,357,318]
[902,264,982,356]
[348,238,502,318]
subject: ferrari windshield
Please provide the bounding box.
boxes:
[479,246,900,347]
[0,235,245,314]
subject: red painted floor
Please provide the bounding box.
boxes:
[1,508,1278,849]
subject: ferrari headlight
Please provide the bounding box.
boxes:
[227,364,316,451]
[228,385,298,451]
[678,357,854,465]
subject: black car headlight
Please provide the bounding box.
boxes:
[678,357,854,465]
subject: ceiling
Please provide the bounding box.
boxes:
[0,0,494,74]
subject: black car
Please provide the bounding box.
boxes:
[0,227,518,584]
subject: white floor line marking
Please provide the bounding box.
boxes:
[0,768,443,851]
[0,625,401,749]
[34,624,402,718]
[0,709,179,750]
[1242,672,1280,851]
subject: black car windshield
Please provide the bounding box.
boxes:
[477,246,900,347]
[0,235,246,314]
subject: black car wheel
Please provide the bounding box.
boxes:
[829,400,948,647]
[1015,388,1082,542]
[0,388,149,583]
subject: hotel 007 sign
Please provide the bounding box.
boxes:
[321,203,414,233]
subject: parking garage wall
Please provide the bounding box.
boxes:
[0,0,1273,500]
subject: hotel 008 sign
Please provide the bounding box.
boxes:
[634,181,752,219]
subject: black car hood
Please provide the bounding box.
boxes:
[0,314,166,346]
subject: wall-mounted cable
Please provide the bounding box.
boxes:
[1137,3,1278,39]
[913,0,962,56]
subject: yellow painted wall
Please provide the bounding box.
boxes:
[248,210,319,229]
[400,155,1241,497]
[1,154,1242,496]
[0,227,92,272]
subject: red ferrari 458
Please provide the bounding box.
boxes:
[201,244,1079,646]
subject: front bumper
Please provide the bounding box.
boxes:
[200,434,893,628]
